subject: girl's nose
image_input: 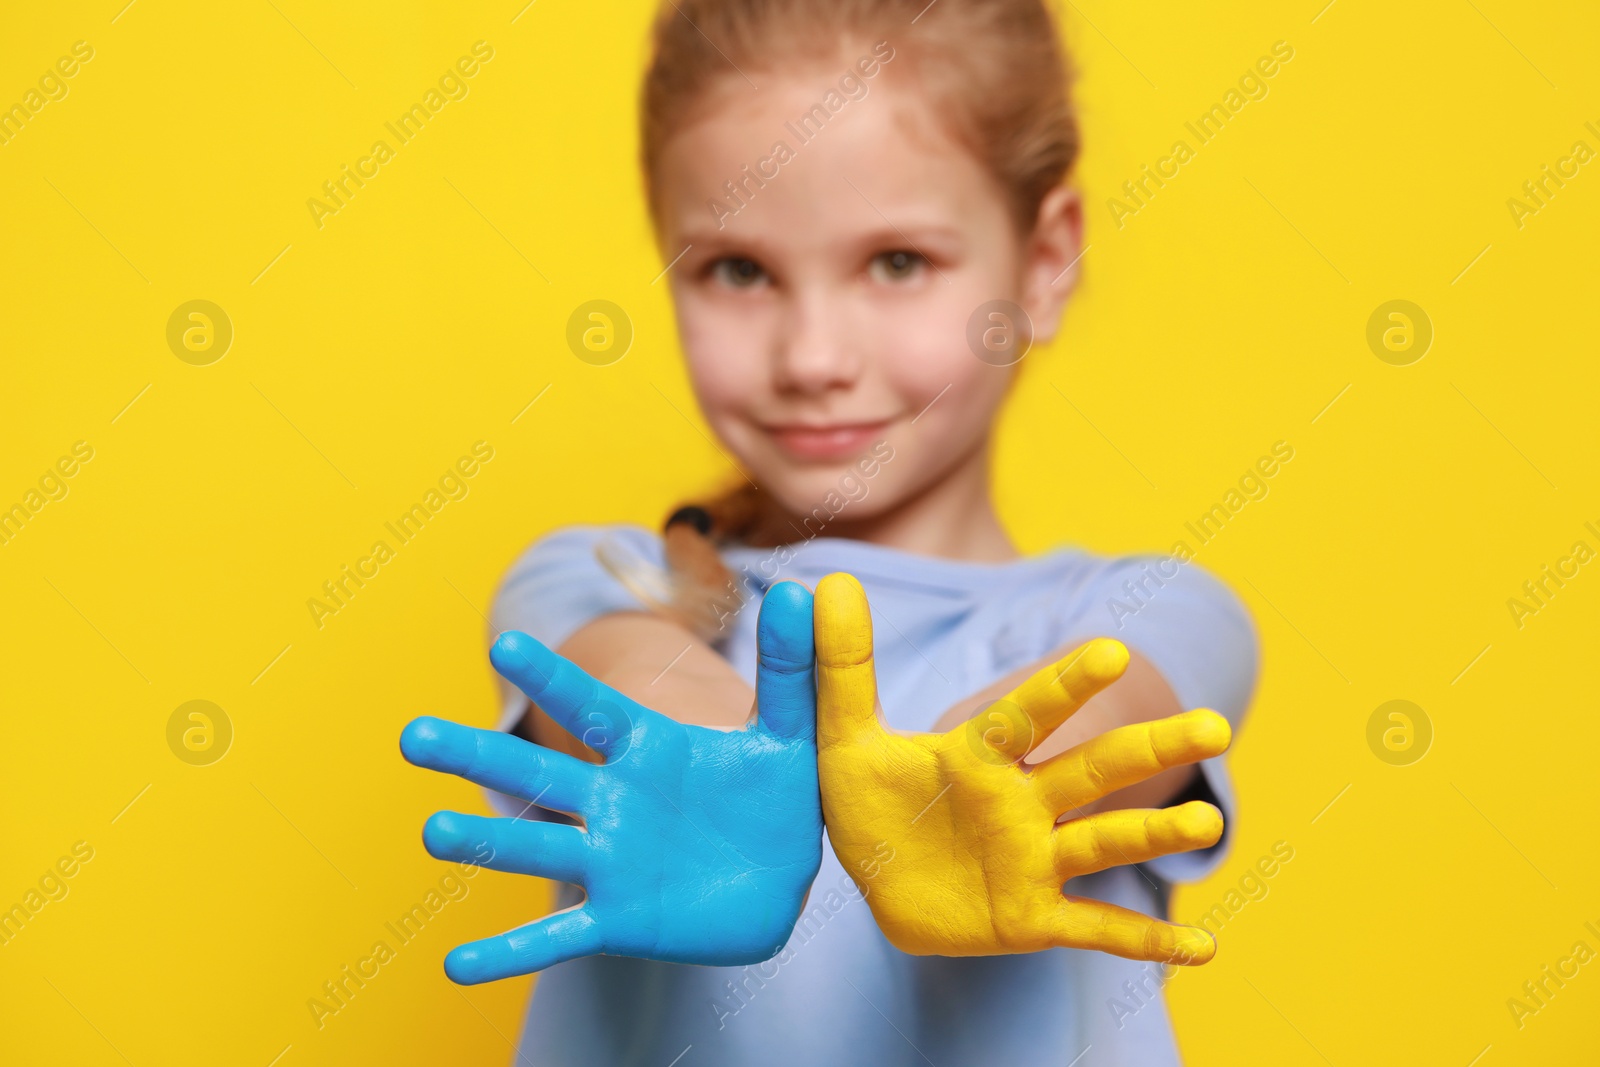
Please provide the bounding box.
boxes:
[772,288,862,394]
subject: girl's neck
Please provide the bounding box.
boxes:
[748,438,1021,563]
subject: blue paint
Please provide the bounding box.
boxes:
[400,579,822,984]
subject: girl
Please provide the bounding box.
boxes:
[445,0,1255,1061]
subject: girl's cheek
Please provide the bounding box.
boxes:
[677,300,741,387]
[678,290,780,400]
[881,315,989,406]
[683,338,768,422]
[684,351,742,410]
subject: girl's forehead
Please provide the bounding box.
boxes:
[666,65,959,169]
[655,70,995,245]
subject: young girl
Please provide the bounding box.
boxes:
[463,0,1255,1061]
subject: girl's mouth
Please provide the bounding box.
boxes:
[765,420,892,461]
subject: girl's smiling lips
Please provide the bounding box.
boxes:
[763,419,893,461]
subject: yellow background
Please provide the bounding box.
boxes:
[2,1,1596,1063]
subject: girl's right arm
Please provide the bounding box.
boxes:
[515,611,755,761]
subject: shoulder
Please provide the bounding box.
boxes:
[1044,549,1259,723]
[1099,553,1252,634]
[497,522,662,591]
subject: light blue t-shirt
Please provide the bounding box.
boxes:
[484,523,1258,1066]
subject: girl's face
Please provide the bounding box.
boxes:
[655,58,1080,524]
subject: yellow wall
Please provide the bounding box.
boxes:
[2,1,1595,1063]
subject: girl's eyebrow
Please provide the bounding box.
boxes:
[846,224,965,256]
[671,229,777,257]
[672,223,966,261]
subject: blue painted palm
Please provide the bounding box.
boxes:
[400,580,822,984]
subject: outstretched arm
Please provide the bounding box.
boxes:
[518,610,754,762]
[931,648,1196,813]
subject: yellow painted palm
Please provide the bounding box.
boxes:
[815,572,1231,964]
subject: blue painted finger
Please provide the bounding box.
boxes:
[400,715,593,815]
[422,810,589,885]
[490,631,641,758]
[444,906,605,984]
[754,580,817,741]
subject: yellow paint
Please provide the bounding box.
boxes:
[815,572,1229,963]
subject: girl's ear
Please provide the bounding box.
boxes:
[1018,185,1084,346]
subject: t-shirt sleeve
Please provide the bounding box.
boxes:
[487,522,665,730]
[1056,555,1260,885]
[481,522,665,818]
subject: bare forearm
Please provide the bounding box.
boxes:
[931,647,1198,813]
[519,611,754,761]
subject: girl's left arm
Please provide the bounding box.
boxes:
[930,648,1195,813]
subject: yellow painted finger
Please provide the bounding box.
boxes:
[1053,801,1224,879]
[1054,897,1217,965]
[969,638,1129,763]
[814,572,882,745]
[1035,708,1231,812]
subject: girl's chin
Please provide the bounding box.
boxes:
[757,466,895,517]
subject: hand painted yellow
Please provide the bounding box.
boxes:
[814,572,1228,963]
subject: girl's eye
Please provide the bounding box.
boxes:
[868,250,926,283]
[710,257,767,288]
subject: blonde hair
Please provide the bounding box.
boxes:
[619,0,1080,642]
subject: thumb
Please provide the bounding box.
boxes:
[814,572,881,745]
[753,580,816,740]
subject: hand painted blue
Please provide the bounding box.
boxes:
[399,579,822,984]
